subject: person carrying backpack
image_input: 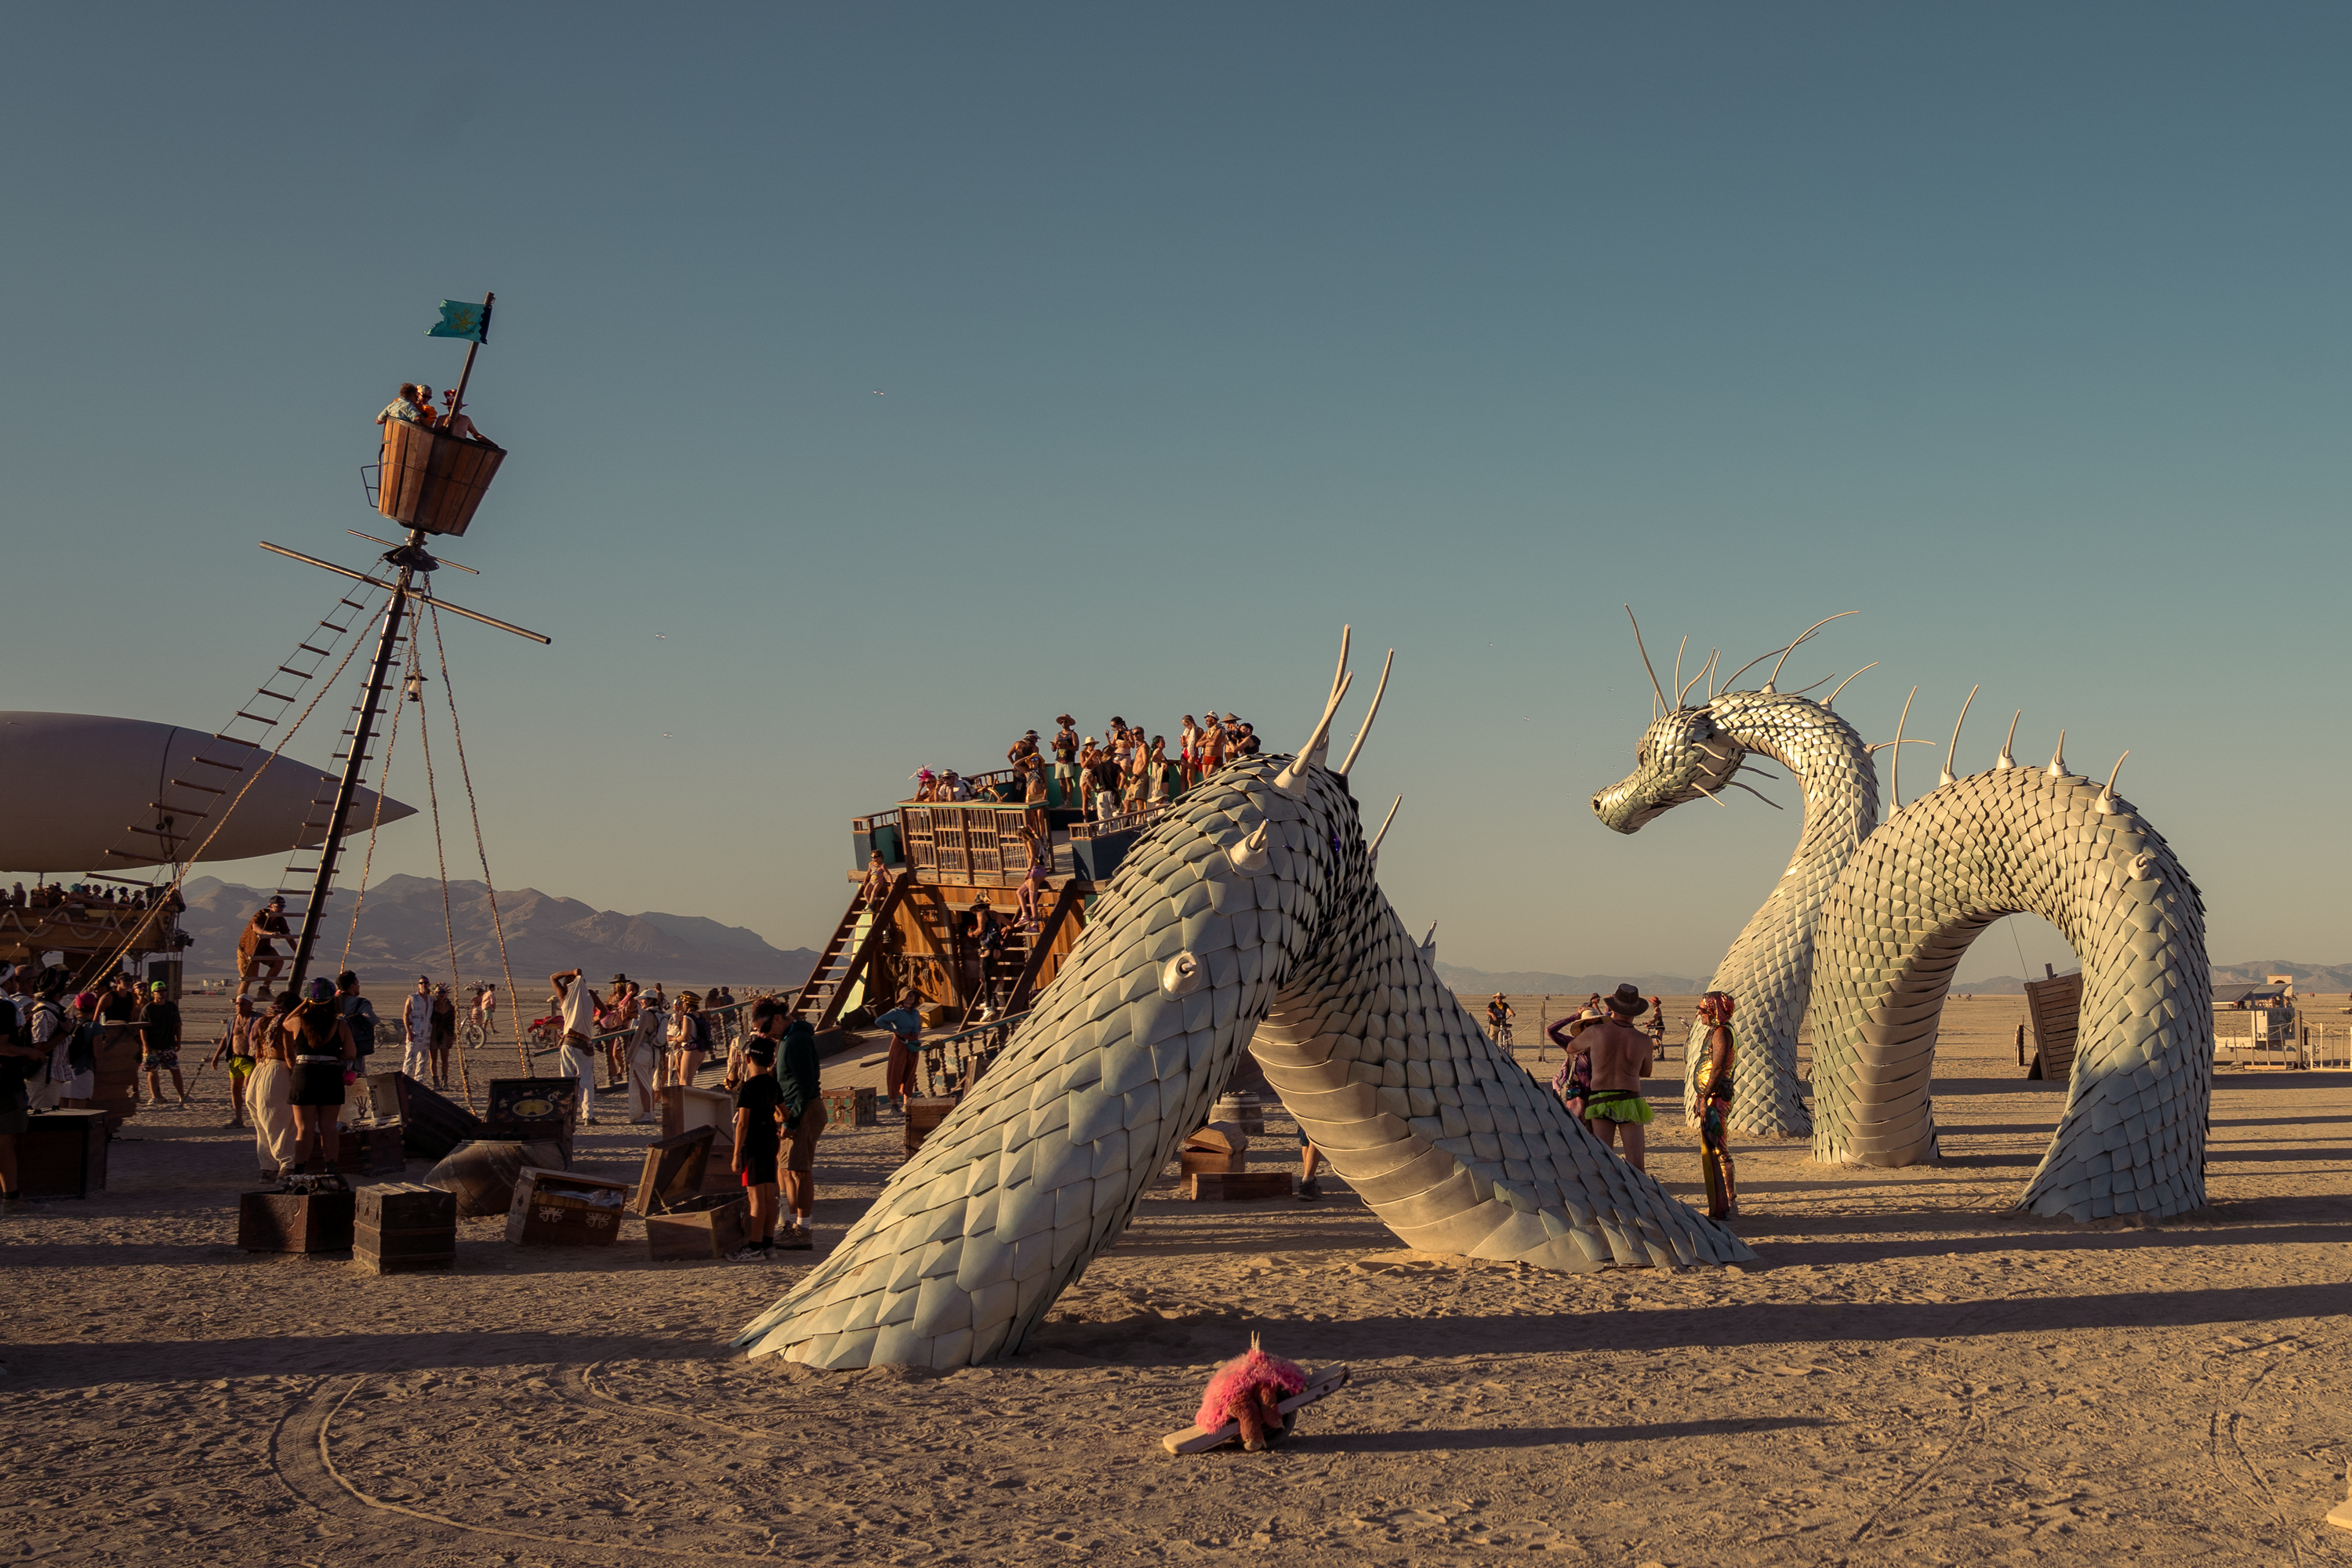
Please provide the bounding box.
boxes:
[336,971,379,1076]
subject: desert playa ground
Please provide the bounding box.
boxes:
[4,994,2348,1565]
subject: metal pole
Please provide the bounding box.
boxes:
[285,538,420,993]
[442,290,492,426]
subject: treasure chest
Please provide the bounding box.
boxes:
[819,1085,877,1129]
[1179,1123,1249,1177]
[644,1195,750,1261]
[20,1109,109,1198]
[902,1096,957,1158]
[239,1187,357,1253]
[661,1084,739,1194]
[91,1024,143,1128]
[486,1077,575,1164]
[332,1120,406,1178]
[632,1126,714,1216]
[506,1167,630,1247]
[355,1181,457,1275]
[373,1073,484,1160]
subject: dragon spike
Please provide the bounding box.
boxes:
[1420,919,1438,953]
[1625,605,1669,718]
[2094,751,2130,814]
[1998,709,2021,769]
[1367,794,1403,857]
[1824,661,1878,710]
[1891,685,1918,809]
[1228,822,1272,873]
[2048,729,2068,779]
[1940,683,1980,789]
[1672,635,1687,705]
[1679,648,1717,709]
[1328,624,1352,708]
[1276,668,1354,793]
[1763,611,1859,693]
[1336,648,1394,778]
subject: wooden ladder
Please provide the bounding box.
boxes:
[789,877,909,1033]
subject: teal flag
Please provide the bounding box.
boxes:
[427,299,491,343]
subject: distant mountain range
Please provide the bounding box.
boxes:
[1439,958,2351,998]
[179,875,818,989]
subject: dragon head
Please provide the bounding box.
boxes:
[1591,702,1743,833]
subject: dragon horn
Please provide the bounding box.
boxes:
[2048,729,2068,779]
[1336,648,1393,778]
[1998,709,2021,769]
[1679,647,1717,709]
[1940,684,1979,788]
[1625,605,1668,718]
[1764,611,1859,692]
[2095,751,2130,814]
[1367,794,1403,856]
[1824,662,1877,709]
[1892,685,1917,808]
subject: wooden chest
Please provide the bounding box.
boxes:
[1187,1171,1294,1202]
[506,1166,630,1247]
[332,1120,407,1178]
[372,1073,484,1160]
[662,1085,739,1193]
[1178,1122,1249,1177]
[92,1024,144,1129]
[485,1077,578,1157]
[819,1085,877,1128]
[633,1126,715,1216]
[644,1194,750,1260]
[354,1181,457,1274]
[20,1110,109,1198]
[239,1188,357,1252]
[903,1097,957,1157]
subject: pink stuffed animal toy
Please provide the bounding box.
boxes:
[1194,1334,1307,1452]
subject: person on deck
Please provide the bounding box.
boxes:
[282,977,355,1178]
[550,969,601,1126]
[861,851,897,912]
[139,981,187,1109]
[874,994,924,1114]
[1576,985,1657,1170]
[776,1018,825,1247]
[1014,824,1050,930]
[401,975,435,1083]
[1051,717,1080,808]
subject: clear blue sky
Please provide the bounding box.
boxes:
[4,4,2344,982]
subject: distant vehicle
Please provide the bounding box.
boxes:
[0,711,412,873]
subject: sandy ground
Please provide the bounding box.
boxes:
[3,995,2348,1566]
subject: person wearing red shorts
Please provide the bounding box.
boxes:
[730,1024,786,1261]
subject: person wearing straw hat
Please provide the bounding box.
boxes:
[1575,984,1658,1169]
[1051,716,1080,807]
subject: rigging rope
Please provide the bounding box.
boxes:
[426,601,531,1076]
[72,584,388,989]
[409,622,478,1112]
[337,630,416,973]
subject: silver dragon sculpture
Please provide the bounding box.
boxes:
[738,632,1754,1372]
[1592,613,2212,1221]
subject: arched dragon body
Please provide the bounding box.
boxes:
[1593,659,2212,1221]
[737,651,1751,1371]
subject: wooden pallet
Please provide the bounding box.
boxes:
[1162,1364,1350,1454]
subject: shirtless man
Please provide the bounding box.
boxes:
[1576,984,1657,1170]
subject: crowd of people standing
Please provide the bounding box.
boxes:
[909,712,1265,823]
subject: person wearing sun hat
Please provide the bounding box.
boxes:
[1575,984,1658,1169]
[1051,716,1080,807]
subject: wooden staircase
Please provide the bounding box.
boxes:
[788,877,909,1033]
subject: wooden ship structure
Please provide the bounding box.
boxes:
[783,771,1163,1044]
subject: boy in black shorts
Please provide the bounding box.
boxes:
[731,1024,786,1261]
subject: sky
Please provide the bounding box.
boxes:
[3,4,2346,983]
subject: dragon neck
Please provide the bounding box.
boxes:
[1686,690,1880,1134]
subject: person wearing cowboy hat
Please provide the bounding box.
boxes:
[1051,716,1080,807]
[1573,984,1657,1168]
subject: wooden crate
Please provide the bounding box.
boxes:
[354,1181,456,1274]
[20,1110,109,1198]
[1187,1171,1294,1202]
[819,1086,877,1128]
[485,1077,578,1157]
[2024,969,2082,1080]
[644,1194,750,1261]
[662,1085,739,1193]
[239,1188,357,1252]
[903,1097,957,1156]
[506,1167,630,1247]
[332,1121,406,1178]
[633,1127,714,1216]
[92,1025,143,1130]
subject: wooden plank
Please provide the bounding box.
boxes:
[1187,1171,1294,1202]
[1162,1364,1349,1455]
